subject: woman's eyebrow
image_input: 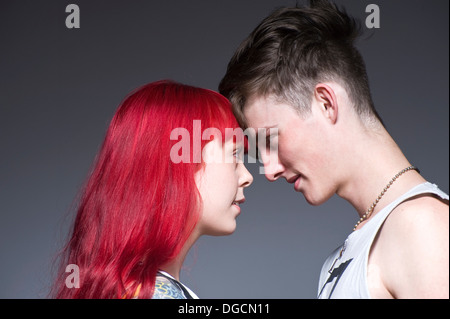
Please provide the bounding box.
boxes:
[232,142,245,151]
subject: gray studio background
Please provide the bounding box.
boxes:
[0,0,448,298]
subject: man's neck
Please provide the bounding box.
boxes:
[336,126,426,228]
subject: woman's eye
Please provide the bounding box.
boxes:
[233,148,244,162]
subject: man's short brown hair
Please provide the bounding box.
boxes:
[219,0,383,128]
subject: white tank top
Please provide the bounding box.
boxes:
[317,182,449,299]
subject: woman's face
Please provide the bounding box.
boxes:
[195,138,253,236]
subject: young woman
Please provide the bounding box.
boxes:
[51,80,253,299]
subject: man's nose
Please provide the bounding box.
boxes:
[259,152,285,182]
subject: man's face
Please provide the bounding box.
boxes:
[244,94,338,206]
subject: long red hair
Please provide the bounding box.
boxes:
[51,80,239,298]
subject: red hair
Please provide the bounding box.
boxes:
[51,80,239,298]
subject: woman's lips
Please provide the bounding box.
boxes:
[232,203,241,214]
[232,198,245,214]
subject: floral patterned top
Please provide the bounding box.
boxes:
[151,270,199,299]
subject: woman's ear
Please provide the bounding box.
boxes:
[314,83,338,124]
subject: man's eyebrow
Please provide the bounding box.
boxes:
[254,125,278,141]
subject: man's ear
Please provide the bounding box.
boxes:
[314,83,338,124]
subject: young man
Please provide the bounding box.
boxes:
[219,0,448,298]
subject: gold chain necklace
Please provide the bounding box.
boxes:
[353,165,419,231]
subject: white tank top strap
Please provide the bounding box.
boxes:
[318,182,448,299]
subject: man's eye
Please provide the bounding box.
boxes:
[266,135,271,148]
[266,134,278,150]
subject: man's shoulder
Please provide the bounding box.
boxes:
[379,193,448,250]
[387,193,448,233]
[375,194,449,298]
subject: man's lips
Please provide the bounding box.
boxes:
[287,175,300,184]
[287,175,302,191]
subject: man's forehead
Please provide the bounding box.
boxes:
[244,94,283,128]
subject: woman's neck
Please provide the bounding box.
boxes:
[159,231,200,281]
